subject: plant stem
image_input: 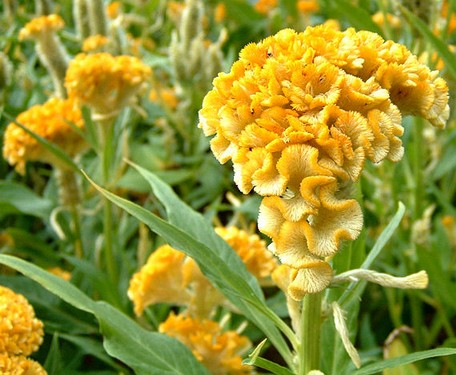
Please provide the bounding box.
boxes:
[99,116,117,286]
[299,292,323,374]
[412,117,425,219]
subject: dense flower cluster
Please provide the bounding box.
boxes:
[18,14,64,40]
[159,313,253,375]
[128,226,276,316]
[3,98,85,173]
[0,286,44,358]
[65,52,151,116]
[0,353,47,374]
[199,25,449,299]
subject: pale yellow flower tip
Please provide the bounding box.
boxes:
[19,14,64,40]
[272,262,333,301]
[65,52,151,116]
[159,313,253,375]
[2,98,85,174]
[0,286,44,357]
[127,245,191,316]
[215,226,278,281]
[0,353,47,374]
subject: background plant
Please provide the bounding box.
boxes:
[0,0,456,374]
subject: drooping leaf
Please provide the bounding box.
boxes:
[83,166,295,367]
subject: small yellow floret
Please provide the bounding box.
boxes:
[0,353,47,374]
[159,313,253,375]
[19,14,64,40]
[0,286,44,357]
[82,35,109,52]
[3,98,85,174]
[65,53,151,116]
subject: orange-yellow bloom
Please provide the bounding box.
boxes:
[159,313,253,375]
[254,0,277,15]
[199,25,449,298]
[215,226,278,282]
[0,353,47,374]
[82,34,109,52]
[3,98,85,174]
[65,52,151,116]
[0,286,44,357]
[19,14,64,40]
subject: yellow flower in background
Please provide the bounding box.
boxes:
[3,98,85,174]
[372,12,401,29]
[106,1,121,19]
[159,313,253,375]
[65,52,151,116]
[149,86,179,110]
[0,353,47,374]
[0,286,44,357]
[254,0,278,15]
[215,226,277,283]
[297,0,319,13]
[82,34,109,52]
[199,25,449,298]
[127,245,192,316]
[18,14,64,40]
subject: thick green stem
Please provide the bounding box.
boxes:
[299,292,323,374]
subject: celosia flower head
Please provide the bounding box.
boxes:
[0,286,44,357]
[19,14,64,41]
[0,353,47,374]
[199,25,449,298]
[159,313,253,375]
[65,52,151,116]
[3,98,85,174]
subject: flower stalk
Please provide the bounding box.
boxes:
[299,292,322,374]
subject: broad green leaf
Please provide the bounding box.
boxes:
[0,254,210,375]
[84,167,295,366]
[400,6,456,81]
[0,181,52,219]
[354,348,456,375]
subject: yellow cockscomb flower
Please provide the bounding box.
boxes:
[0,353,47,374]
[199,25,449,298]
[106,1,121,19]
[82,34,109,52]
[65,52,151,116]
[159,313,253,375]
[215,226,277,282]
[127,245,192,316]
[372,12,401,29]
[19,14,64,40]
[0,286,44,357]
[3,98,85,174]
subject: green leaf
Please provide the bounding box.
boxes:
[400,5,456,81]
[0,181,52,219]
[354,348,456,375]
[0,254,210,375]
[83,166,295,367]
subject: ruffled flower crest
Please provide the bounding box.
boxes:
[199,25,449,299]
